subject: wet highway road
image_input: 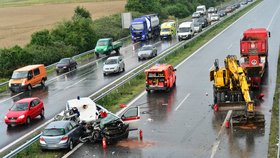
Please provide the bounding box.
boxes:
[0,37,179,149]
[69,0,280,157]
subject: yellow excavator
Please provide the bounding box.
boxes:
[210,55,265,127]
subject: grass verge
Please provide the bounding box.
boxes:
[10,1,262,157]
[267,48,280,158]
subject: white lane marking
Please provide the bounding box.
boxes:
[64,78,86,90]
[209,65,214,71]
[0,118,54,153]
[175,93,190,111]
[175,2,260,69]
[210,110,232,158]
[62,143,84,158]
[267,4,280,29]
[227,44,232,50]
[0,92,23,104]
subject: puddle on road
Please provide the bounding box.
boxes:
[116,138,156,149]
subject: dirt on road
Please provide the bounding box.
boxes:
[0,0,126,48]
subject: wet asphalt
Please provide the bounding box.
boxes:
[68,0,280,157]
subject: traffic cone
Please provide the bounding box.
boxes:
[258,93,264,100]
[225,120,230,128]
[139,129,143,141]
[102,137,107,149]
[214,104,219,112]
[119,104,127,108]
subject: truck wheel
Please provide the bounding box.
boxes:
[116,49,120,54]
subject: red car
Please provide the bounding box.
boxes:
[4,97,45,127]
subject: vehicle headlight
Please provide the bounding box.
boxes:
[4,115,8,120]
[18,115,25,119]
[142,35,145,38]
[21,80,25,86]
[8,82,11,87]
[63,66,67,68]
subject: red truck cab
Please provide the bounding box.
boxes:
[240,28,270,88]
[144,64,176,92]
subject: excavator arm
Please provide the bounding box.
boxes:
[224,55,254,114]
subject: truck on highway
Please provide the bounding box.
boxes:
[239,28,270,88]
[130,14,160,41]
[94,38,122,58]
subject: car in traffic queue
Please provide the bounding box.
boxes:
[192,12,201,19]
[9,64,47,93]
[197,17,208,28]
[225,6,234,13]
[217,10,227,17]
[138,45,157,61]
[193,19,202,33]
[39,120,83,151]
[103,56,125,76]
[56,58,77,74]
[4,97,45,127]
[144,64,176,92]
[208,7,217,14]
[210,13,220,22]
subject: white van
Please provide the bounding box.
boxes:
[177,21,194,41]
[196,5,207,15]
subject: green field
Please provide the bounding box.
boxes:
[0,0,120,7]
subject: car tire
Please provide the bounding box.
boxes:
[146,89,150,93]
[95,53,99,58]
[103,73,107,76]
[40,109,45,118]
[41,148,46,152]
[7,124,12,128]
[26,117,31,125]
[122,67,125,72]
[138,57,141,61]
[68,140,74,150]
[27,84,32,91]
[56,70,59,74]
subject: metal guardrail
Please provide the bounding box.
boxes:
[3,134,41,158]
[2,2,256,157]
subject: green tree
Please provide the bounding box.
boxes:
[29,29,52,46]
[72,6,92,20]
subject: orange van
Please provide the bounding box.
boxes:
[9,64,47,92]
[144,64,176,92]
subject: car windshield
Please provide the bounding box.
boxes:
[100,113,119,129]
[193,13,199,16]
[197,8,204,12]
[43,128,65,136]
[141,46,152,51]
[161,28,170,32]
[194,22,200,26]
[105,59,118,65]
[131,23,144,30]
[58,58,69,64]
[11,71,28,79]
[97,41,108,46]
[179,27,190,32]
[11,102,28,111]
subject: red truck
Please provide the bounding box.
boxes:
[239,28,270,88]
